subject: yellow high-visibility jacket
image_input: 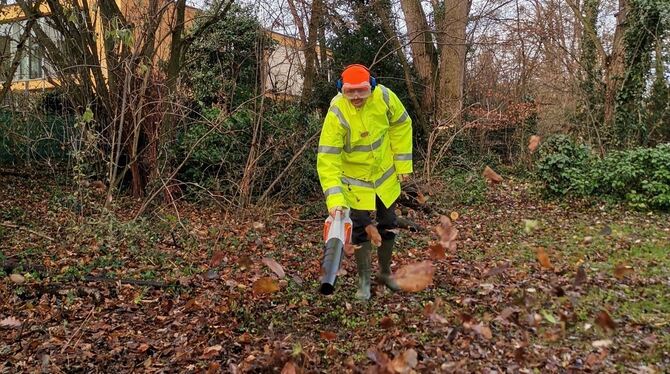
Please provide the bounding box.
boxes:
[317,84,413,211]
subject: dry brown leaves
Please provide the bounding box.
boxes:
[595,310,616,331]
[535,247,552,269]
[574,265,587,286]
[252,277,280,295]
[281,361,298,374]
[366,224,382,247]
[0,316,21,328]
[9,273,25,284]
[393,261,434,292]
[528,135,541,153]
[210,251,225,268]
[483,166,503,184]
[262,257,285,278]
[613,263,633,279]
[435,215,458,251]
[428,243,446,260]
[367,348,418,374]
[320,331,337,341]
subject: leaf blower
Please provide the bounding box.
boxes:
[319,209,352,295]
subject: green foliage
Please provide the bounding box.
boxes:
[537,135,670,209]
[536,135,597,196]
[614,0,670,145]
[180,4,271,108]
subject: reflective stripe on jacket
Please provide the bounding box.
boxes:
[317,84,413,211]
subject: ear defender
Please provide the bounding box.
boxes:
[336,64,377,92]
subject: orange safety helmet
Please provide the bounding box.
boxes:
[337,64,377,91]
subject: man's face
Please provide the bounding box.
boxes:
[343,85,371,108]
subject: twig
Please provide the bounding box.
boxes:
[60,306,95,354]
[1,222,54,241]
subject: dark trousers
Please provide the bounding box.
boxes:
[350,195,397,244]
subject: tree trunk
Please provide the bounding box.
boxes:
[399,0,438,117]
[603,0,628,128]
[301,0,323,105]
[436,0,471,126]
[372,0,427,135]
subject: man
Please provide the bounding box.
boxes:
[316,64,413,300]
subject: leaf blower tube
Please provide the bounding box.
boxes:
[319,209,352,295]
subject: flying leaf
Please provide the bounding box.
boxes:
[252,277,280,295]
[0,316,21,328]
[344,243,359,256]
[613,263,633,280]
[535,247,552,269]
[482,166,503,183]
[281,361,297,374]
[595,310,616,331]
[591,339,613,348]
[472,323,493,340]
[523,219,539,234]
[393,261,434,292]
[365,225,382,247]
[574,265,587,286]
[210,251,225,268]
[367,348,390,367]
[528,135,541,153]
[9,274,25,284]
[262,257,285,278]
[252,221,265,231]
[320,331,337,341]
[450,211,459,221]
[541,310,557,324]
[417,192,428,205]
[428,243,446,260]
[389,349,418,373]
[436,216,458,250]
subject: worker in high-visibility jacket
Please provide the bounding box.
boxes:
[317,64,413,300]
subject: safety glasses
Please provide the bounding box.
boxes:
[342,86,372,100]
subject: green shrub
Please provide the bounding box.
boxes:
[537,135,670,210]
[536,135,597,196]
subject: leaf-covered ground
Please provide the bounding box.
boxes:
[1,173,669,373]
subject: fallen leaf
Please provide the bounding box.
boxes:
[9,274,25,284]
[428,243,446,260]
[390,349,418,373]
[591,339,613,348]
[435,216,458,250]
[595,310,616,331]
[281,361,297,374]
[393,261,434,292]
[320,331,337,341]
[262,257,286,278]
[365,225,382,247]
[252,221,265,231]
[207,362,221,374]
[0,317,21,328]
[450,211,459,221]
[535,247,552,269]
[201,344,222,359]
[210,251,225,267]
[417,192,428,205]
[574,265,587,286]
[528,135,541,153]
[483,166,503,183]
[613,263,633,280]
[583,236,593,244]
[484,263,509,277]
[367,348,390,367]
[600,225,612,236]
[380,316,395,329]
[252,277,280,295]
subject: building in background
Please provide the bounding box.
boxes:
[0,1,329,99]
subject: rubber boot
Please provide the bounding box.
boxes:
[354,242,372,300]
[377,239,400,291]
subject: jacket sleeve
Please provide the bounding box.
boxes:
[317,109,348,210]
[387,88,413,174]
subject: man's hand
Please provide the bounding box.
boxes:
[329,206,343,217]
[398,174,410,183]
